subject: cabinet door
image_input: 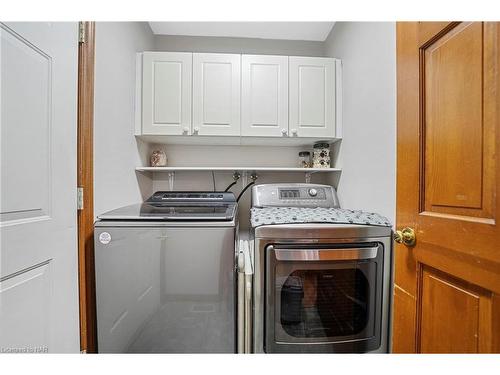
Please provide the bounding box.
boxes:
[289,57,336,138]
[142,52,192,135]
[241,55,288,137]
[193,53,241,136]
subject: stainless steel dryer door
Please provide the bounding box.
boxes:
[265,243,384,353]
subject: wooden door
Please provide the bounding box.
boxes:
[289,56,337,138]
[0,22,80,352]
[142,52,192,135]
[241,54,288,137]
[394,22,500,353]
[192,53,241,136]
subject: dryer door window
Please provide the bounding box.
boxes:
[265,243,384,353]
[279,267,371,338]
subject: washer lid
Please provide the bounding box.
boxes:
[97,202,237,221]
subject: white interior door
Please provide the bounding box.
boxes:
[241,55,288,137]
[289,56,336,138]
[142,52,192,135]
[193,53,241,136]
[0,22,79,353]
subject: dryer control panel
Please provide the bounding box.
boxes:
[251,183,340,208]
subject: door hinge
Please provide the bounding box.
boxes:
[77,187,84,210]
[78,22,86,44]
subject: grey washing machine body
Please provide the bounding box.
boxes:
[94,193,238,353]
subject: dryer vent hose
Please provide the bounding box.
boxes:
[224,181,238,192]
[237,182,255,203]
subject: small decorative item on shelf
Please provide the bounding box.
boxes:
[150,150,167,167]
[312,142,331,168]
[298,151,312,168]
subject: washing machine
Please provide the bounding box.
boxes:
[94,191,238,353]
[246,183,393,353]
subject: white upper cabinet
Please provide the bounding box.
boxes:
[138,52,341,144]
[289,56,337,138]
[241,55,288,137]
[142,52,192,135]
[192,53,241,136]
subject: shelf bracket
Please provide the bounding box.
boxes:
[305,172,312,184]
[168,172,175,191]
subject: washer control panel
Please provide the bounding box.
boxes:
[252,183,340,208]
[147,191,236,203]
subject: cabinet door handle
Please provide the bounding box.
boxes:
[291,129,298,136]
[182,127,189,134]
[281,128,287,136]
[193,127,200,135]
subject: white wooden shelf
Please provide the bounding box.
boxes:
[135,134,342,147]
[136,166,341,173]
[136,166,341,187]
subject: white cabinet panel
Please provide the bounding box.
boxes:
[241,55,288,137]
[139,52,341,143]
[289,57,336,138]
[193,53,241,136]
[142,52,192,135]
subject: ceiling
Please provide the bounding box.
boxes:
[149,22,335,41]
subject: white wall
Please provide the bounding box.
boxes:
[153,35,325,56]
[324,22,396,223]
[94,22,155,216]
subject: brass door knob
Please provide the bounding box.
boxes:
[394,227,416,247]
